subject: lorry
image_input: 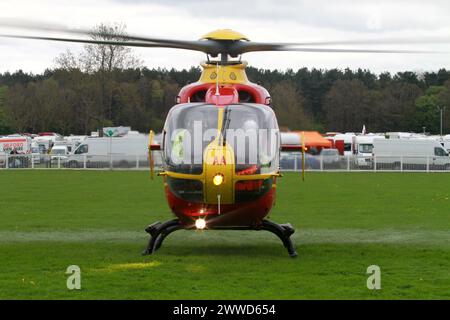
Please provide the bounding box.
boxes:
[372,139,450,170]
[0,135,32,153]
[67,132,152,168]
[0,135,32,168]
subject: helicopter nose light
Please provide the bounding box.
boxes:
[213,174,224,186]
[195,218,206,230]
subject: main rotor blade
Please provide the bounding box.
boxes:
[239,44,440,54]
[0,33,218,53]
[225,41,447,55]
[0,19,446,55]
[234,36,450,53]
[284,36,450,47]
[0,18,218,53]
[3,19,449,47]
[1,34,440,56]
[286,47,440,54]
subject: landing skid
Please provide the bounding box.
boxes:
[142,219,297,258]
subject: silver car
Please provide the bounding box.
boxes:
[320,148,340,165]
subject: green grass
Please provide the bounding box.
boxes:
[0,171,449,299]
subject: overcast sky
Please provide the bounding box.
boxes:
[0,0,449,74]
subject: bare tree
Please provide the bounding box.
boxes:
[55,22,144,123]
[54,49,79,71]
[55,22,143,73]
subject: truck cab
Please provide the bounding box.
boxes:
[353,135,385,167]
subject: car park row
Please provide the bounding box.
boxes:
[1,130,449,171]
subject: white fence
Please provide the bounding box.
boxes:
[0,154,152,170]
[1,153,450,172]
[280,153,450,172]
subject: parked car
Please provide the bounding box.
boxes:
[280,152,320,170]
[320,148,340,165]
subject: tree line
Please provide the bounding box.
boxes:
[1,22,449,136]
[1,66,449,136]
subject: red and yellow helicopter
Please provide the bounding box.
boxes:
[0,23,444,257]
[146,30,298,255]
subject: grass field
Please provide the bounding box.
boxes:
[0,170,449,299]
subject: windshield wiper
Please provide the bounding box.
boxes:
[220,106,231,146]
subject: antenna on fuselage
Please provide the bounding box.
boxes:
[215,63,220,96]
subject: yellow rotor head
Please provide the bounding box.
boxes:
[200,29,249,41]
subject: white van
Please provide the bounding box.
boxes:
[67,133,150,168]
[443,135,450,153]
[353,135,385,167]
[444,141,450,153]
[373,139,450,170]
[50,145,70,165]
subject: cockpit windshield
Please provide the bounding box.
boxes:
[163,103,279,174]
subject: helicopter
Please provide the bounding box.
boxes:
[0,23,447,257]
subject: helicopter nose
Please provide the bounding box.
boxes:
[204,144,235,205]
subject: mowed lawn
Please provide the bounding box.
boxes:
[0,170,449,299]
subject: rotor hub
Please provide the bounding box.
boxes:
[200,29,249,41]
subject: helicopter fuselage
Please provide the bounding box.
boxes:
[156,62,282,228]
